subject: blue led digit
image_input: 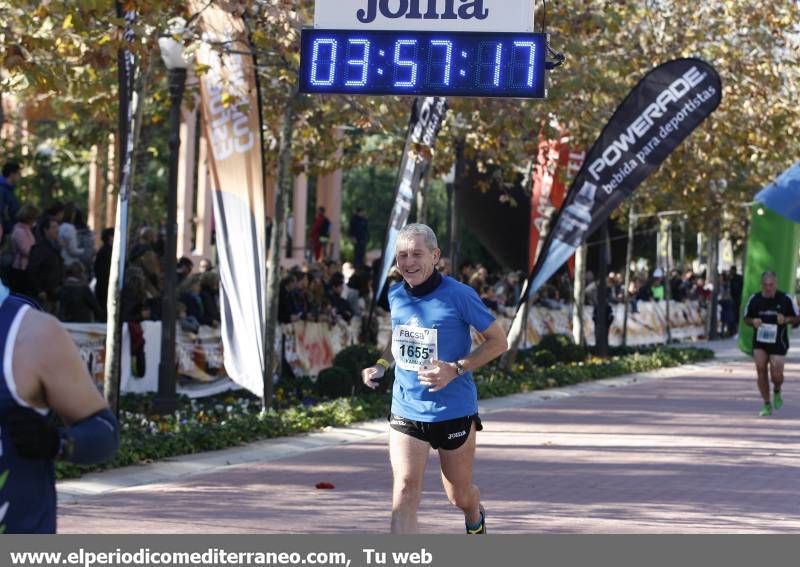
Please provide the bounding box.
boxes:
[393,40,419,88]
[427,40,453,87]
[310,38,338,86]
[345,39,371,87]
[510,41,537,88]
[491,43,502,87]
[476,42,503,88]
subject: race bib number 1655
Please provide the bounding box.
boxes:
[392,325,438,372]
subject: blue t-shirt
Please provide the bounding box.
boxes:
[388,275,495,422]
[0,294,56,533]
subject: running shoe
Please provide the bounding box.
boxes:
[759,403,772,417]
[466,504,486,534]
[774,391,783,410]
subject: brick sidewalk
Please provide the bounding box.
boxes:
[58,354,800,533]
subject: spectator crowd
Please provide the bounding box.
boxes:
[0,161,222,337]
[0,160,748,344]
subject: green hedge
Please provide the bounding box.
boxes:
[56,346,713,480]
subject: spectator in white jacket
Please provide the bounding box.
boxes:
[59,202,84,268]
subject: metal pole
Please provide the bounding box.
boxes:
[596,221,610,357]
[622,205,635,347]
[154,67,186,414]
[679,216,686,272]
[664,219,672,344]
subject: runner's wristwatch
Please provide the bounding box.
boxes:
[455,360,466,376]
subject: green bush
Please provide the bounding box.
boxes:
[561,343,587,363]
[334,343,381,374]
[315,366,354,399]
[537,334,573,359]
[532,349,557,368]
[276,373,316,403]
[334,343,393,393]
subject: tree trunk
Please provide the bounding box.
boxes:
[103,53,152,413]
[449,140,465,270]
[262,92,297,412]
[502,185,552,370]
[572,244,587,346]
[500,281,531,370]
[621,205,635,347]
[706,227,720,340]
[416,162,433,225]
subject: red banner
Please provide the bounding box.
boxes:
[530,137,584,271]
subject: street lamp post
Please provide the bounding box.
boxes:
[153,29,190,414]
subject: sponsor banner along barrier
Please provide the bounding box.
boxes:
[378,300,711,352]
[67,301,709,397]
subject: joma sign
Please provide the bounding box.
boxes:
[314,0,534,32]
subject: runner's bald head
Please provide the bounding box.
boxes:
[761,270,777,297]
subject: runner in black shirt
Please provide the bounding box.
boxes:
[743,271,800,416]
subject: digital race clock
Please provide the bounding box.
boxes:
[299,29,547,98]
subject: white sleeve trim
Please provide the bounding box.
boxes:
[3,304,47,416]
[743,294,756,318]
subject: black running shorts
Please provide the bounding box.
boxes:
[388,413,482,450]
[753,343,789,357]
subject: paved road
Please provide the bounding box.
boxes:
[57,339,800,533]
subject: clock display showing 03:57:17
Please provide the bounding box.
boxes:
[299,29,547,98]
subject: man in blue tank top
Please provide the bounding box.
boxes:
[362,224,507,534]
[0,281,119,533]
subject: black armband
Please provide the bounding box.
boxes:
[60,408,119,465]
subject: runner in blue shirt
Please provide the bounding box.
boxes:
[362,224,507,534]
[0,281,119,532]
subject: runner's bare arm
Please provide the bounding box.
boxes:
[457,320,508,373]
[16,309,108,424]
[361,339,394,389]
[744,317,762,328]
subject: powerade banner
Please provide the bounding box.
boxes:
[521,58,722,308]
[374,97,448,302]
